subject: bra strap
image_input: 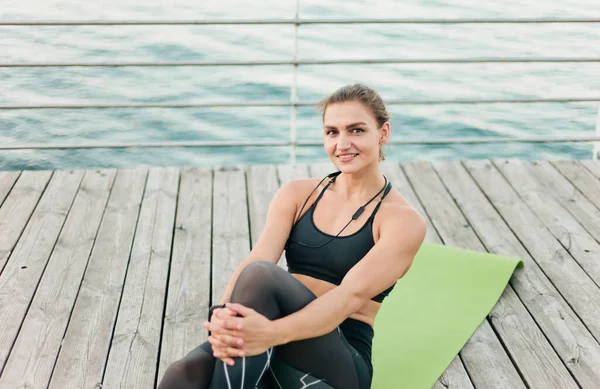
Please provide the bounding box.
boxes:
[293,171,340,225]
[313,173,338,203]
[369,181,393,220]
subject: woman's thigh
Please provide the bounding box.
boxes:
[270,328,370,389]
[233,262,369,389]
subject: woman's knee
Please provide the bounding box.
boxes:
[230,261,281,305]
[243,260,280,274]
[237,261,281,287]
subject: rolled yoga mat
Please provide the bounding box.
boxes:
[371,242,524,389]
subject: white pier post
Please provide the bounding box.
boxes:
[594,106,600,160]
[289,0,300,165]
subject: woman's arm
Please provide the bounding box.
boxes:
[269,205,426,345]
[214,180,303,305]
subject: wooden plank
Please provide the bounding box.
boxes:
[527,161,600,261]
[276,164,309,270]
[0,169,84,372]
[402,161,528,389]
[442,159,600,388]
[247,164,285,269]
[308,162,337,178]
[380,162,441,245]
[0,170,20,208]
[247,165,280,247]
[551,160,600,212]
[212,166,250,305]
[0,170,53,275]
[276,163,310,184]
[48,168,147,389]
[102,167,179,389]
[158,167,212,381]
[380,162,474,389]
[580,160,600,180]
[0,169,116,389]
[493,160,600,287]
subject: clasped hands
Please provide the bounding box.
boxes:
[203,303,278,366]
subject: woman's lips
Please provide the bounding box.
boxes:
[337,153,358,163]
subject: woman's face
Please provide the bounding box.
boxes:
[322,101,389,173]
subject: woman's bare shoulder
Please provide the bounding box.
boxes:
[378,192,426,228]
[276,177,325,206]
[280,177,323,191]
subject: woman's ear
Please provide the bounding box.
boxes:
[380,122,391,145]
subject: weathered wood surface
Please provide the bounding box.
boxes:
[0,159,598,389]
[158,168,213,381]
[0,169,115,389]
[0,171,52,275]
[211,166,250,306]
[0,170,83,374]
[102,168,179,389]
[403,161,531,389]
[0,171,20,208]
[442,160,600,388]
[48,168,147,389]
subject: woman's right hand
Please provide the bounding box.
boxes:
[205,307,244,366]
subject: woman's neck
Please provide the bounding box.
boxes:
[333,165,386,201]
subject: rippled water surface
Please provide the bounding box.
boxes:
[1,0,599,170]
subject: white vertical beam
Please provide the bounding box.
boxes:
[594,106,600,160]
[289,0,300,164]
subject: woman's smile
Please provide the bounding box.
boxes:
[338,153,359,163]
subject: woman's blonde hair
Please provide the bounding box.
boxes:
[316,83,390,161]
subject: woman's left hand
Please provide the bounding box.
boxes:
[220,303,280,357]
[204,307,244,366]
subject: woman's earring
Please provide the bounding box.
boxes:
[379,144,385,161]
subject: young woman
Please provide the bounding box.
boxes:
[157,83,426,389]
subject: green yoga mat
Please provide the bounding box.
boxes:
[372,242,524,389]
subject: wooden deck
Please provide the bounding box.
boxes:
[0,159,600,389]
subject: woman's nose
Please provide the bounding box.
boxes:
[337,134,351,149]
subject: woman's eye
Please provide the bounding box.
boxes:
[326,130,337,135]
[352,128,364,133]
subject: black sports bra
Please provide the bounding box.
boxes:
[284,172,396,303]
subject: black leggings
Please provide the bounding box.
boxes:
[157,261,372,389]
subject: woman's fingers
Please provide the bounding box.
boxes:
[215,307,237,319]
[203,321,214,333]
[225,303,254,317]
[218,355,235,366]
[208,335,226,349]
[213,346,245,358]
[218,334,244,347]
[209,334,243,348]
[209,307,236,324]
[222,319,243,331]
[211,347,236,366]
[203,321,224,334]
[204,321,245,337]
[210,342,244,365]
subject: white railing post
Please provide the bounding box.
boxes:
[289,0,300,164]
[594,106,600,160]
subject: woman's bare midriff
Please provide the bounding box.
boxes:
[291,273,381,328]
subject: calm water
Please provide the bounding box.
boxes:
[1,0,600,170]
